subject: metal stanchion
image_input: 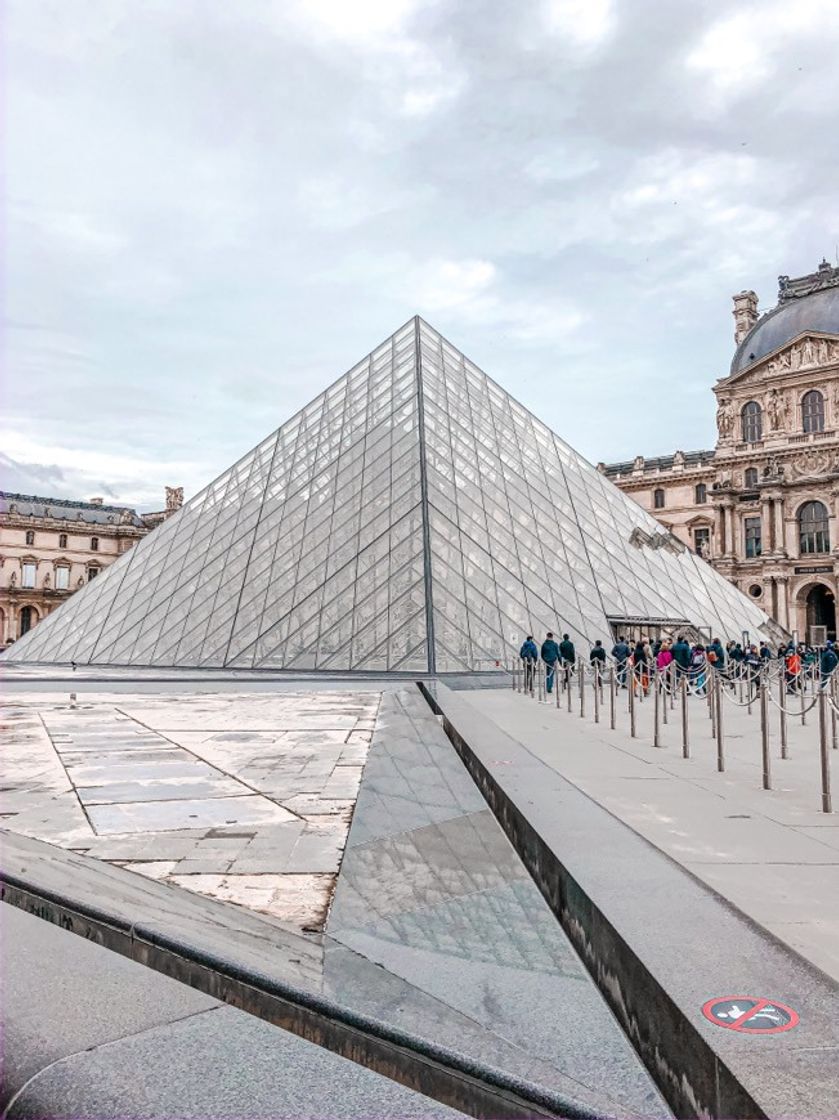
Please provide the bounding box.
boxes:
[681,670,689,759]
[801,668,807,726]
[593,664,600,724]
[629,665,637,738]
[662,663,669,726]
[832,672,838,750]
[819,686,832,813]
[760,666,771,790]
[566,664,572,713]
[653,665,661,748]
[715,669,724,772]
[579,661,585,719]
[609,663,616,730]
[555,663,561,708]
[779,674,788,760]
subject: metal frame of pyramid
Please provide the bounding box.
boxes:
[3,317,773,672]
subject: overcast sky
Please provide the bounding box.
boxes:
[3,0,838,510]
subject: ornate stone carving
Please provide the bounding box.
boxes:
[789,449,839,479]
[766,388,789,431]
[762,456,785,481]
[716,399,734,438]
[43,571,51,588]
[119,508,134,524]
[166,486,184,511]
[9,571,16,587]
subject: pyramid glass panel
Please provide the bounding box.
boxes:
[3,317,775,672]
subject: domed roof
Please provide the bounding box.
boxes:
[731,273,839,375]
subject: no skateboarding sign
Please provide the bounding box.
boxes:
[702,996,799,1035]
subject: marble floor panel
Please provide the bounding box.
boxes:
[1,690,381,931]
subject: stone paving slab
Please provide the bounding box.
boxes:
[0,690,381,932]
[465,686,839,984]
[432,683,839,1120]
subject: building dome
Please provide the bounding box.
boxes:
[731,266,839,374]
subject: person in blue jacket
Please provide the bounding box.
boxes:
[820,641,838,688]
[541,632,561,694]
[519,635,538,691]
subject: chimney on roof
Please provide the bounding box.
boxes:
[89,497,104,506]
[732,290,758,345]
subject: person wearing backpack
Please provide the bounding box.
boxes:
[541,632,561,694]
[519,635,538,692]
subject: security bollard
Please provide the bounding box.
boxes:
[609,663,616,730]
[681,671,689,759]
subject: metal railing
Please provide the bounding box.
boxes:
[508,653,836,813]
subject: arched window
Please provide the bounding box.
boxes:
[59,533,67,549]
[695,483,707,504]
[87,566,100,581]
[802,389,825,433]
[744,467,759,488]
[90,536,99,551]
[25,530,35,546]
[19,605,35,636]
[741,401,762,443]
[653,488,665,509]
[799,501,830,554]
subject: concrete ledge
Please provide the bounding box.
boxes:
[1,831,604,1120]
[419,682,839,1120]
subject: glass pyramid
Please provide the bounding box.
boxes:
[3,317,773,672]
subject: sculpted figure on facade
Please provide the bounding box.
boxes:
[767,389,783,431]
[716,398,734,439]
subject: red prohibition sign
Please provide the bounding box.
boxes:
[702,996,799,1034]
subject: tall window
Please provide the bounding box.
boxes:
[88,566,100,581]
[741,401,762,443]
[695,483,707,504]
[693,527,711,557]
[55,566,70,590]
[744,516,762,558]
[802,389,825,433]
[19,605,34,636]
[744,467,759,488]
[90,536,99,551]
[653,488,665,509]
[22,562,36,588]
[25,530,35,546]
[799,501,830,554]
[59,533,68,549]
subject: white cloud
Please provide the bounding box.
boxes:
[543,0,614,48]
[686,1,839,110]
[410,258,585,344]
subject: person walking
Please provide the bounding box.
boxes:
[820,641,838,689]
[612,635,630,688]
[541,632,561,695]
[633,638,649,695]
[519,635,538,693]
[671,634,692,685]
[590,639,606,685]
[691,644,708,695]
[558,633,576,691]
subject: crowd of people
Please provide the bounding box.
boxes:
[518,631,839,695]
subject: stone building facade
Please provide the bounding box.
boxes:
[0,487,183,648]
[602,260,839,645]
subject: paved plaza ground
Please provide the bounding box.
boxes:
[1,686,379,930]
[462,680,839,984]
